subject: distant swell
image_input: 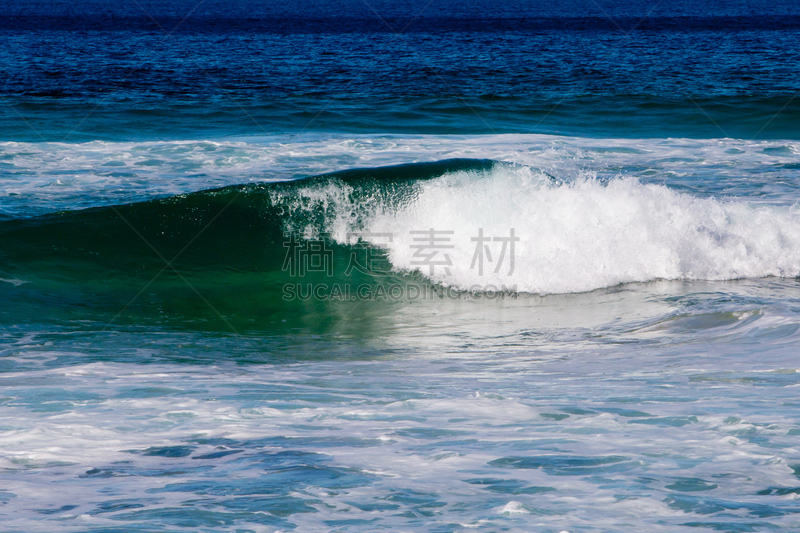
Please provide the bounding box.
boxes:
[4,15,800,32]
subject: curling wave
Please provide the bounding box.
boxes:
[2,158,800,329]
[277,161,800,294]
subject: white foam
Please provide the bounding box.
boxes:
[340,164,800,294]
[0,277,28,286]
[498,501,530,515]
[3,354,800,532]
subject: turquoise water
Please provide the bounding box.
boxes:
[2,1,800,531]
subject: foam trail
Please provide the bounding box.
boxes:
[338,165,800,294]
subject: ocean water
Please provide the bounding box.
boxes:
[2,2,800,532]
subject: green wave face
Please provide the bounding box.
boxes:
[0,159,496,333]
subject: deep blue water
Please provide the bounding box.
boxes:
[2,2,800,532]
[2,0,800,140]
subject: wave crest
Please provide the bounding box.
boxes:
[294,163,800,294]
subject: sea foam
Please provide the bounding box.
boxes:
[329,164,800,294]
